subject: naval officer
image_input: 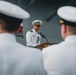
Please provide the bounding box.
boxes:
[42,6,76,75]
[0,1,45,75]
[26,20,42,47]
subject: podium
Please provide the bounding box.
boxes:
[35,42,51,50]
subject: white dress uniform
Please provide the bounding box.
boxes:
[0,33,45,75]
[42,6,76,75]
[0,1,45,75]
[26,29,41,47]
[42,36,76,75]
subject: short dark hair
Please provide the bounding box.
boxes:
[0,13,22,32]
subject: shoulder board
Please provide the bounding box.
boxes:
[30,30,33,32]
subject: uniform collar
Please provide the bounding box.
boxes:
[0,33,16,43]
[65,35,76,42]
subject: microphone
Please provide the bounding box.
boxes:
[39,32,46,38]
[39,32,48,42]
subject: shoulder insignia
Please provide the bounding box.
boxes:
[30,30,33,32]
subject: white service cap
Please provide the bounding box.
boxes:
[57,6,76,23]
[0,1,30,19]
[32,20,42,25]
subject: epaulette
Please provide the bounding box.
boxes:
[30,30,33,32]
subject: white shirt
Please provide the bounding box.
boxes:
[42,36,76,75]
[0,33,45,75]
[26,29,41,47]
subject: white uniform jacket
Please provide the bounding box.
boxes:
[26,29,41,47]
[42,36,76,75]
[0,33,45,75]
